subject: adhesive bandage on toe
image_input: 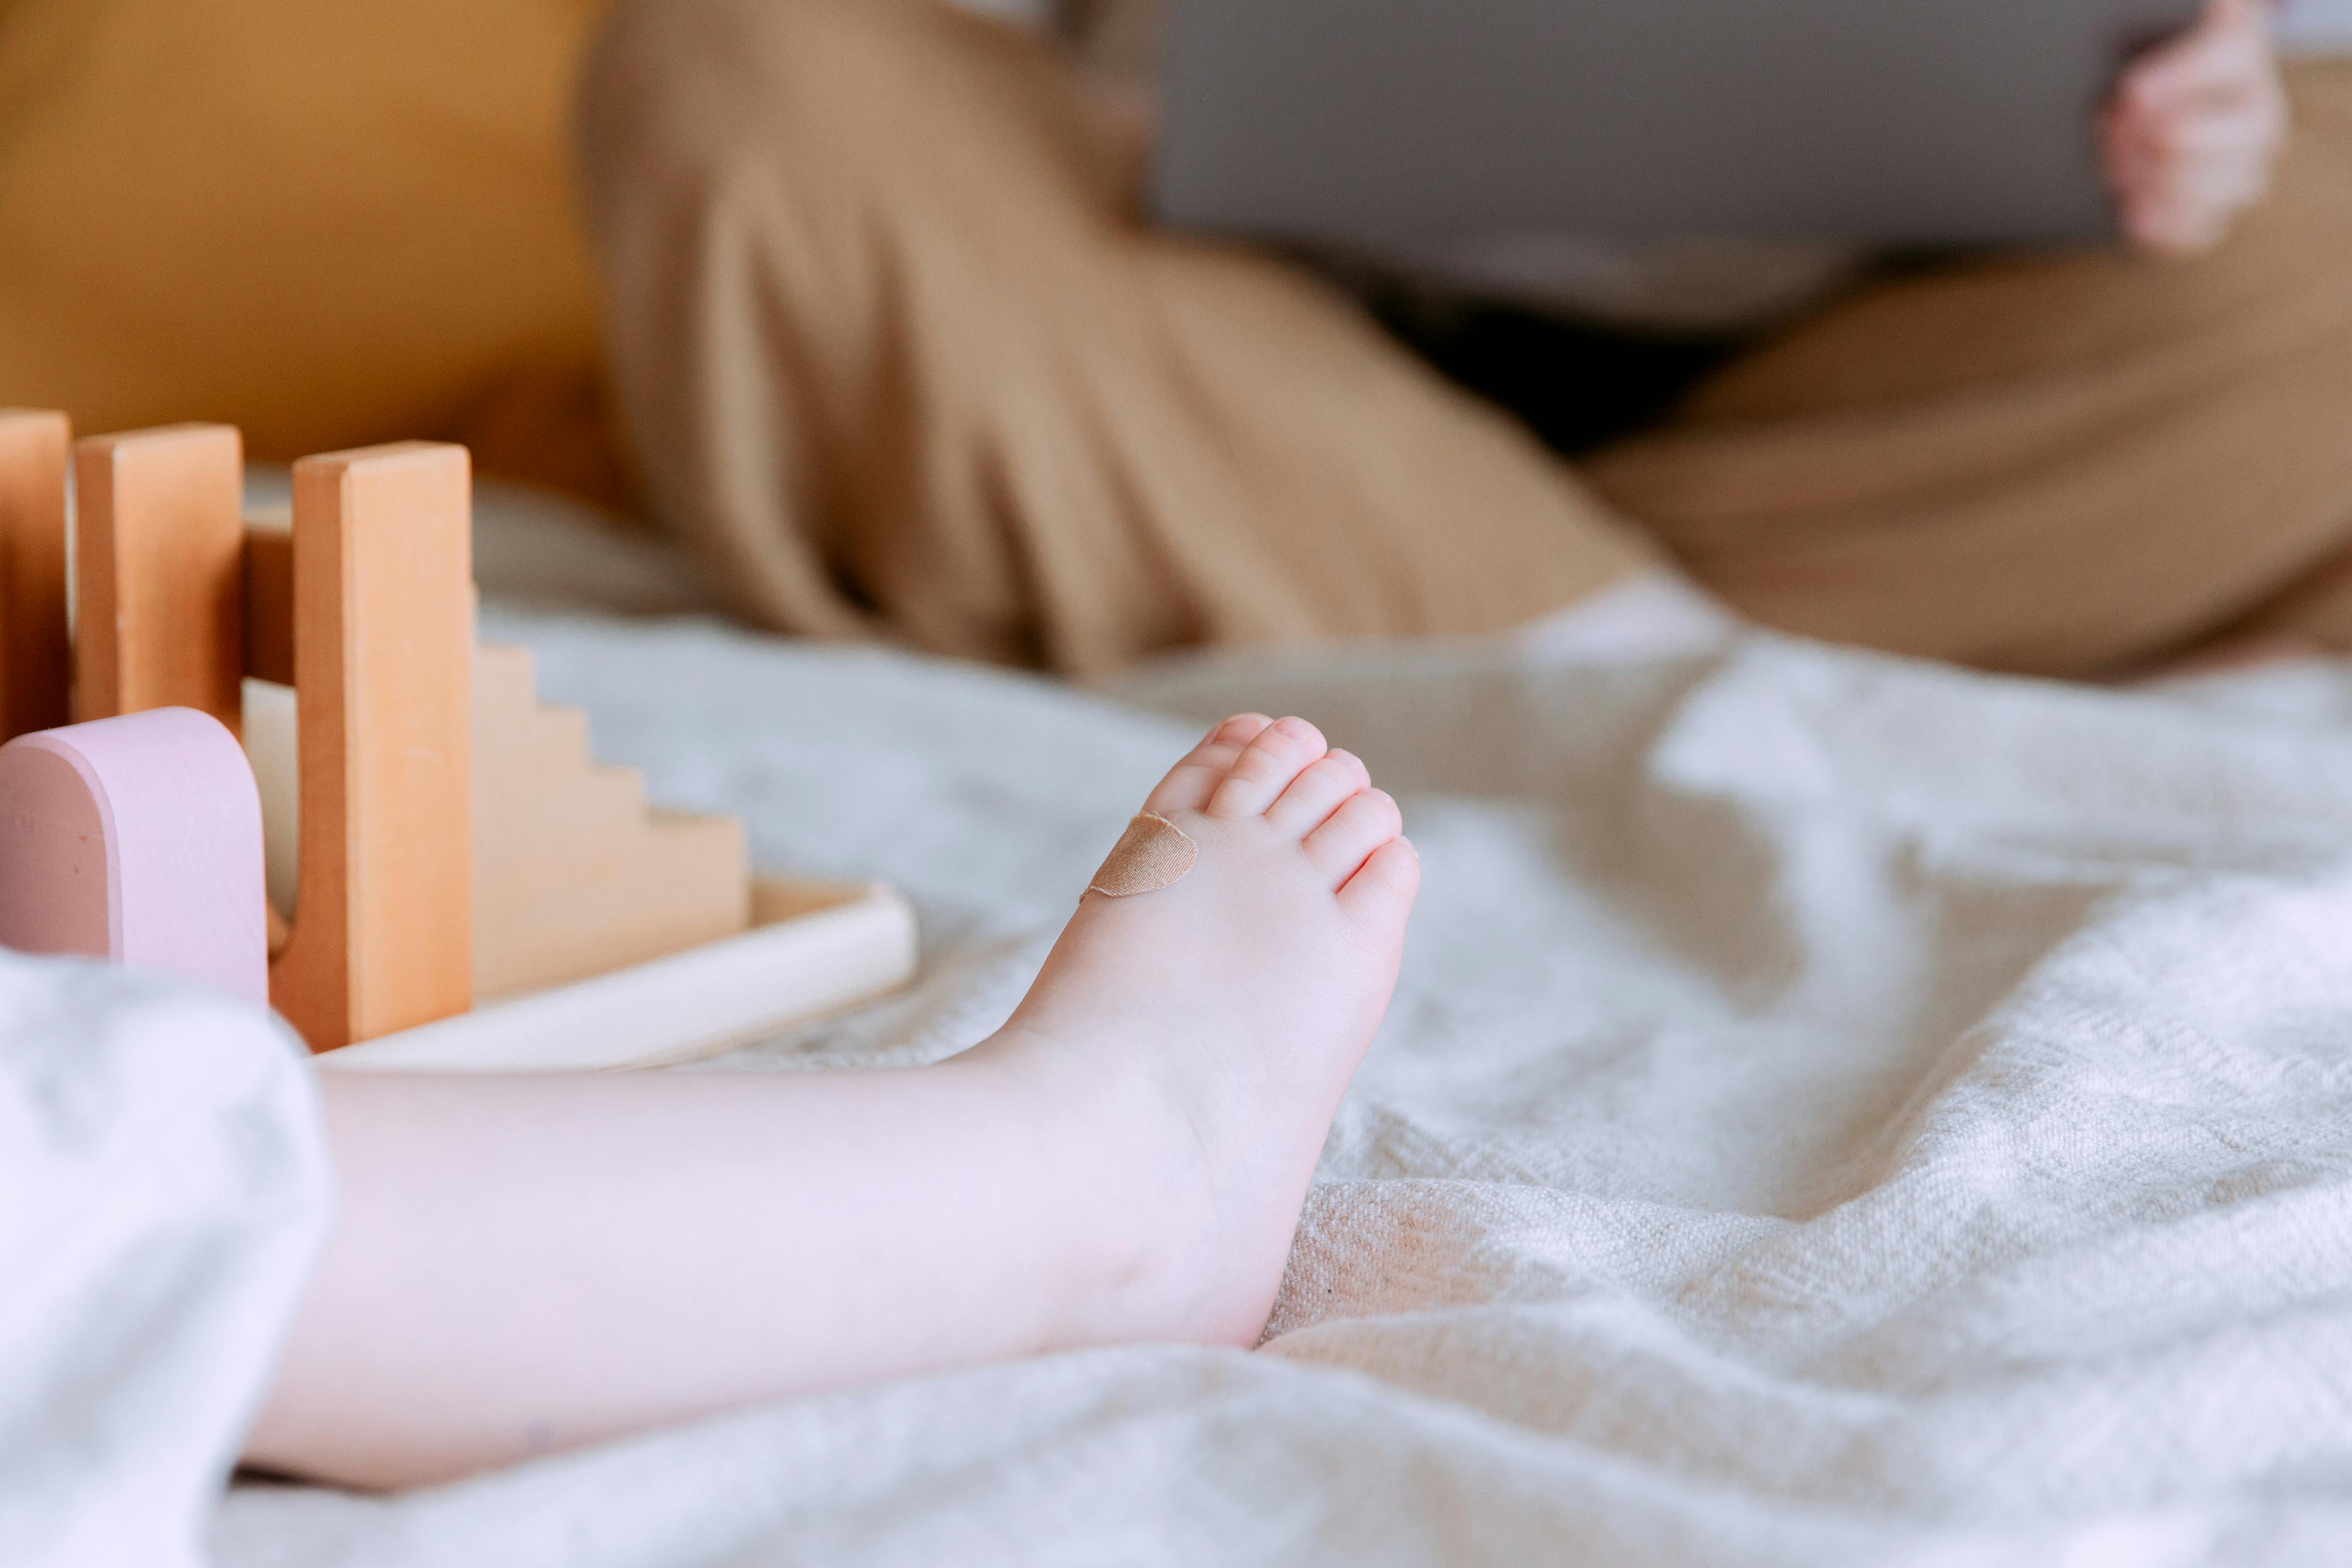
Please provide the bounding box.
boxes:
[1087,812,1198,897]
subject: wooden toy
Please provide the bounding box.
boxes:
[73,425,246,731]
[467,642,750,999]
[0,409,915,1068]
[0,412,70,742]
[0,707,268,1008]
[317,877,915,1073]
[267,442,477,1049]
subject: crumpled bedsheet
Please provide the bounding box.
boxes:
[14,601,2352,1565]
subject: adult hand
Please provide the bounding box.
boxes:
[2102,0,2289,256]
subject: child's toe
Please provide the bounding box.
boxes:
[1206,717,1329,819]
[1264,750,1371,840]
[1337,836,1420,921]
[1143,715,1274,815]
[1302,788,1404,887]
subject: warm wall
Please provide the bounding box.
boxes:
[0,0,621,502]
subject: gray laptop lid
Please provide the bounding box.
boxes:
[1153,0,2204,254]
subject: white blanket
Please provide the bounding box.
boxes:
[1,961,322,1568]
[15,599,2352,1565]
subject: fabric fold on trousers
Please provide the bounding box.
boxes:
[1586,60,2352,678]
[577,0,1652,678]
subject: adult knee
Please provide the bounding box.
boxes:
[577,0,911,194]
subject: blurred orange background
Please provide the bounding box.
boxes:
[0,0,625,505]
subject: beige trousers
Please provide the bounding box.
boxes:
[580,0,2352,681]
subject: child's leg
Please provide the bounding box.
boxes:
[243,715,1419,1490]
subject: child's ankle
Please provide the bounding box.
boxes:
[968,1031,1230,1350]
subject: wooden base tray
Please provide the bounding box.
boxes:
[317,876,917,1074]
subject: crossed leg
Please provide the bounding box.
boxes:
[1587,59,2352,680]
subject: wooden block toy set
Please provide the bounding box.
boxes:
[0,412,915,1070]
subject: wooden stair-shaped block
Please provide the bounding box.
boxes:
[245,641,755,1002]
[469,642,750,999]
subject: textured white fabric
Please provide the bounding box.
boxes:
[0,956,325,1568]
[184,604,2352,1566]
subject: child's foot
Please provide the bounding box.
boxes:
[975,715,1420,1348]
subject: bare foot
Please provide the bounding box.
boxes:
[976,714,1420,1348]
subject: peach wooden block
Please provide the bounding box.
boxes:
[73,424,245,732]
[468,642,750,998]
[244,663,911,1070]
[268,443,473,1051]
[0,708,268,1007]
[0,411,71,743]
[241,633,756,1003]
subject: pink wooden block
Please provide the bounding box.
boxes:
[0,707,267,1007]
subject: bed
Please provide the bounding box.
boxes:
[13,481,2352,1565]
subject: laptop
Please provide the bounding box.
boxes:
[1152,0,2206,256]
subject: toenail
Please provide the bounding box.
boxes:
[1329,749,1360,768]
[1275,716,1314,739]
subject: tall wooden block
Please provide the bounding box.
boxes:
[0,411,71,742]
[73,424,245,731]
[269,443,474,1051]
[0,708,269,1007]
